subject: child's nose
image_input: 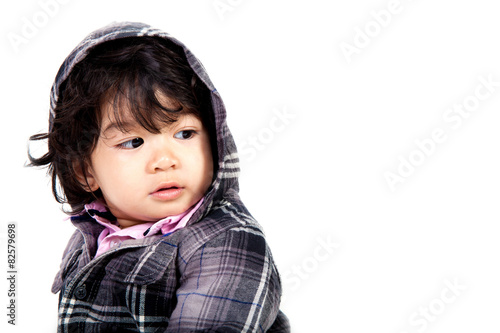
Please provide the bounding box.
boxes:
[148,140,178,172]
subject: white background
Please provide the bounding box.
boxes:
[1,0,500,332]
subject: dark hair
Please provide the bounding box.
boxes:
[28,36,216,214]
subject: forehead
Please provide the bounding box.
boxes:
[100,104,202,138]
[98,90,186,134]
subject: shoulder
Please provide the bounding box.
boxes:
[51,230,85,293]
[175,198,269,266]
[169,200,283,331]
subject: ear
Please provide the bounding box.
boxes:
[73,161,100,192]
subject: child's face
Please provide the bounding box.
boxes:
[84,97,214,228]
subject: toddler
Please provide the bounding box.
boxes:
[29,21,289,332]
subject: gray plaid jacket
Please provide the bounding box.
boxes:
[50,22,289,332]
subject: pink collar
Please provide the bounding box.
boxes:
[84,199,204,258]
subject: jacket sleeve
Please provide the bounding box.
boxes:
[165,226,282,332]
[51,230,85,294]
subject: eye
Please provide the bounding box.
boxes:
[174,130,196,140]
[118,137,144,149]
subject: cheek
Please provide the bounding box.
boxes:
[106,162,139,188]
[92,155,132,190]
[186,146,213,189]
[201,150,214,187]
[201,135,214,175]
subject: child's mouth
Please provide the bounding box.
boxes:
[159,186,178,191]
[151,183,183,200]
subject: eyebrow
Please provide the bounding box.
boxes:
[101,114,195,137]
[102,121,138,136]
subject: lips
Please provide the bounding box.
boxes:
[153,182,180,192]
[150,182,183,200]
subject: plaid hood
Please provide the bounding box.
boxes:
[48,21,240,225]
